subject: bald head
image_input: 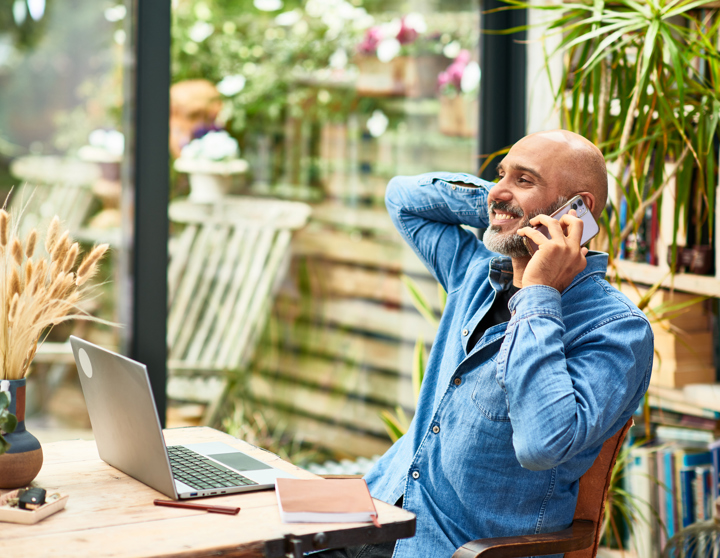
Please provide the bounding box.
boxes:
[515,130,608,219]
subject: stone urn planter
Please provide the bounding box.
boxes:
[174,158,249,203]
[0,379,42,488]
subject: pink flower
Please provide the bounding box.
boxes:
[358,26,383,54]
[396,17,418,45]
[438,50,473,92]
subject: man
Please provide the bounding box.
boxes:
[320,130,653,558]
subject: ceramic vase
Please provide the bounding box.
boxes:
[0,378,43,488]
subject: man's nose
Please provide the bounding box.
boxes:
[489,180,514,202]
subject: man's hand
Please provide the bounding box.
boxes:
[517,210,588,292]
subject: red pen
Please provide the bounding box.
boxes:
[154,499,240,515]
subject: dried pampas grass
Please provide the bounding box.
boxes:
[0,210,109,379]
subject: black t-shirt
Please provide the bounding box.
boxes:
[468,285,520,350]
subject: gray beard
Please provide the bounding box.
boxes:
[482,197,569,257]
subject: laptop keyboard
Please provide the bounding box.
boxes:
[167,446,258,491]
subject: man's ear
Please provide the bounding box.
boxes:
[577,192,597,218]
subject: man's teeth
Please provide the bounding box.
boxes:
[495,213,516,220]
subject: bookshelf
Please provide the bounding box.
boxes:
[648,385,720,420]
[614,260,720,299]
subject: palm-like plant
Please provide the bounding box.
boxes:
[496,0,720,262]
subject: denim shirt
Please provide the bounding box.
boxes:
[364,172,654,558]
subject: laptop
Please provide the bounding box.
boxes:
[70,336,298,500]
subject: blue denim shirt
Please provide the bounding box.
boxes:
[364,172,654,558]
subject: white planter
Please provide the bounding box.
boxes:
[174,158,249,203]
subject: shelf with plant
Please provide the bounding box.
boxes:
[495,0,720,297]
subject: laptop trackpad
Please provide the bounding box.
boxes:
[208,451,272,472]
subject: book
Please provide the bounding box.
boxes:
[275,478,380,527]
[680,468,696,527]
[627,446,660,558]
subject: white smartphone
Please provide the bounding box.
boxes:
[522,194,600,256]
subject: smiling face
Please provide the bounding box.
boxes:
[482,131,604,258]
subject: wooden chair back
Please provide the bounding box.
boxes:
[9,156,99,239]
[566,418,634,558]
[166,197,311,414]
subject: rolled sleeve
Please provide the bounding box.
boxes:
[499,284,653,471]
[385,173,494,291]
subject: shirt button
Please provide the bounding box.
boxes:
[451,184,457,190]
[462,329,469,336]
[432,425,440,434]
[412,471,420,479]
[454,377,461,386]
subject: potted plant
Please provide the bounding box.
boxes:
[174,129,249,202]
[437,49,480,138]
[0,381,17,455]
[495,0,719,273]
[0,211,108,488]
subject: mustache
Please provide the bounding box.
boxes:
[488,200,524,218]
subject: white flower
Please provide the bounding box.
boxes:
[104,5,126,22]
[377,38,401,63]
[88,129,125,155]
[105,130,125,156]
[329,48,348,69]
[181,131,240,161]
[610,98,621,117]
[254,0,283,11]
[443,41,461,59]
[461,62,481,94]
[351,8,374,30]
[404,12,427,33]
[27,0,45,21]
[292,19,309,37]
[383,19,402,38]
[189,21,214,43]
[275,9,301,26]
[367,110,388,138]
[217,74,246,96]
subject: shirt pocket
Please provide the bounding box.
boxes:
[470,359,511,422]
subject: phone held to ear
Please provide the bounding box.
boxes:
[522,194,600,256]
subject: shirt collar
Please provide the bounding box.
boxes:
[488,251,608,293]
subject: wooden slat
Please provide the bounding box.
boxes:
[310,202,398,236]
[256,406,393,458]
[294,228,430,274]
[254,351,415,408]
[275,296,437,344]
[228,230,292,368]
[260,325,418,377]
[167,224,215,350]
[216,228,275,369]
[304,260,441,311]
[173,224,232,360]
[167,224,198,301]
[248,373,399,436]
[184,227,247,363]
[199,228,260,365]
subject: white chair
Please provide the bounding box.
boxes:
[166,197,312,423]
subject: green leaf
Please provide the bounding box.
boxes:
[438,284,447,313]
[412,338,426,404]
[379,408,409,443]
[638,19,661,88]
[0,410,17,435]
[401,275,439,328]
[664,0,715,17]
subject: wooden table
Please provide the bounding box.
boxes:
[0,427,415,557]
